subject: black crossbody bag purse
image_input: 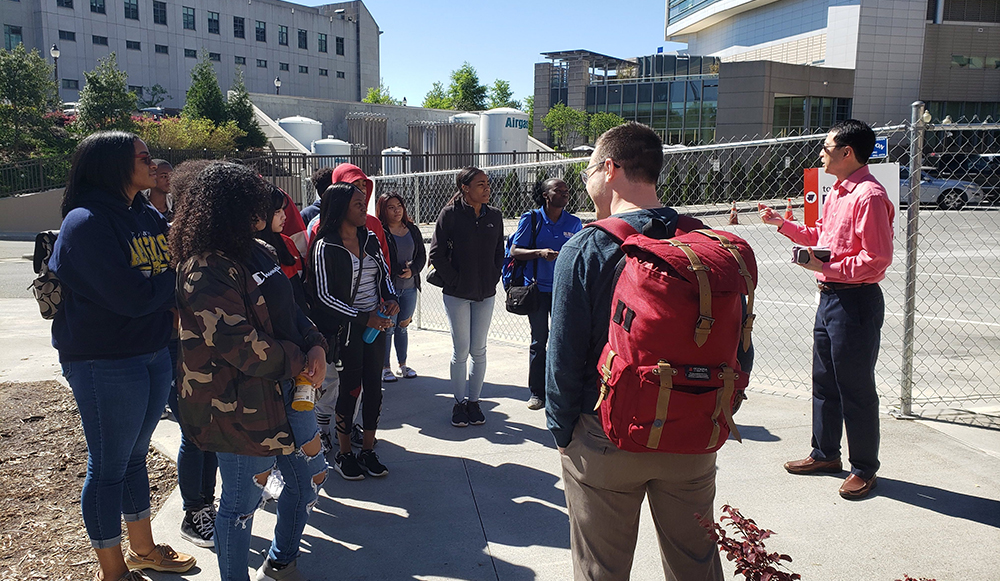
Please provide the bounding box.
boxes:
[504,210,542,316]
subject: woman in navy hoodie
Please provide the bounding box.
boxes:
[49,132,194,581]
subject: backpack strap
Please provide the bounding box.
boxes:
[585,217,639,244]
[693,230,756,351]
[708,364,743,447]
[646,360,678,449]
[668,238,714,347]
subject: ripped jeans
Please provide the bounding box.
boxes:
[214,400,327,581]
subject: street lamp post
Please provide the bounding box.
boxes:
[274,76,281,95]
[50,44,60,94]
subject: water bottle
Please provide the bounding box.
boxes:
[363,311,389,344]
[291,374,315,411]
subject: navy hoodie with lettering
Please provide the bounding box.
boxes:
[49,187,176,362]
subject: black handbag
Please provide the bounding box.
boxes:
[505,211,542,316]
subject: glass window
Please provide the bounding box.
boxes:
[279,62,289,71]
[256,21,266,42]
[58,30,76,41]
[278,25,288,46]
[298,65,308,73]
[668,102,684,130]
[968,56,984,69]
[788,97,806,131]
[62,79,79,89]
[653,82,668,104]
[669,81,685,104]
[234,17,245,39]
[586,86,596,108]
[256,59,267,68]
[951,55,969,68]
[637,83,653,103]
[4,25,22,50]
[208,11,219,34]
[319,68,328,76]
[318,33,327,53]
[686,80,701,102]
[298,29,307,49]
[596,85,607,107]
[607,86,622,105]
[57,0,73,7]
[336,71,345,79]
[773,97,791,129]
[153,1,166,25]
[336,36,344,56]
[90,0,104,13]
[124,0,138,20]
[126,40,140,50]
[184,48,197,58]
[702,80,718,102]
[675,57,689,77]
[235,56,245,65]
[622,84,637,106]
[183,7,195,30]
[208,52,221,62]
[154,44,168,54]
[92,35,108,45]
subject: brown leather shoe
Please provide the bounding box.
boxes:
[784,456,843,475]
[839,474,877,500]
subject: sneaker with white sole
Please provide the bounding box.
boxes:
[334,451,365,480]
[255,558,304,581]
[397,365,417,379]
[526,395,545,410]
[467,400,486,425]
[357,449,388,477]
[451,401,469,427]
[382,367,397,382]
[179,505,215,548]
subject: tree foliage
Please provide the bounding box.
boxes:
[183,52,227,126]
[487,79,520,110]
[362,80,402,105]
[447,62,488,111]
[525,95,534,134]
[77,53,137,133]
[542,103,588,148]
[422,81,451,109]
[0,44,59,157]
[226,69,267,149]
[138,84,171,109]
[135,116,245,151]
[588,112,627,142]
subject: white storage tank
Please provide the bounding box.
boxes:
[479,108,528,155]
[278,116,323,152]
[451,113,482,154]
[381,147,410,176]
[313,136,352,168]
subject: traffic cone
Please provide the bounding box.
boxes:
[728,201,739,225]
[784,198,796,221]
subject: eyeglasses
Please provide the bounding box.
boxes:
[580,159,620,184]
[821,143,845,154]
[135,153,155,166]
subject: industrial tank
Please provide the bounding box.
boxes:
[381,147,410,176]
[277,116,323,152]
[479,108,528,155]
[450,113,481,153]
[313,137,352,168]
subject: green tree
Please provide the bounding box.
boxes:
[588,112,626,143]
[77,53,137,132]
[183,52,227,125]
[0,44,59,157]
[542,103,588,148]
[422,81,451,109]
[525,95,534,134]
[362,80,401,105]
[487,79,520,110]
[138,84,171,109]
[226,69,267,149]
[447,62,488,111]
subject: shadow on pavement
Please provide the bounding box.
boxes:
[875,477,1000,528]
[735,424,782,442]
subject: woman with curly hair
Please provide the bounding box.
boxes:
[171,162,328,581]
[49,131,195,581]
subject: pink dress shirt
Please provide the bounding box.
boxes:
[778,165,894,284]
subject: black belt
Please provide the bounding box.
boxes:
[818,282,874,293]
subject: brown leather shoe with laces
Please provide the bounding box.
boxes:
[784,456,843,475]
[839,474,878,500]
[125,544,196,573]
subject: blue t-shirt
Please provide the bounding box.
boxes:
[509,208,583,293]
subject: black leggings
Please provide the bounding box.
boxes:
[335,320,386,434]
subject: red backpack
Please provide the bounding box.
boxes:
[588,216,757,454]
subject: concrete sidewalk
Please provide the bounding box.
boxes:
[2,295,998,580]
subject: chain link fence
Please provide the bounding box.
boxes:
[371,111,1000,427]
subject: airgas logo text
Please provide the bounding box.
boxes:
[505,117,528,130]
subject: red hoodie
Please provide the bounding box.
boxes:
[306,163,389,262]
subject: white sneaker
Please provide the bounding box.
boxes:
[381,367,397,382]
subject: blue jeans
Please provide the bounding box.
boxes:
[442,293,495,402]
[215,447,327,581]
[167,340,218,512]
[526,292,553,400]
[281,378,320,448]
[384,286,418,367]
[62,347,172,548]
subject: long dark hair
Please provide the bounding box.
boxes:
[255,185,297,266]
[449,166,485,204]
[376,192,413,230]
[62,131,138,217]
[313,182,362,242]
[169,162,272,266]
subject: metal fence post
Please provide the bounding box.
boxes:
[900,101,926,417]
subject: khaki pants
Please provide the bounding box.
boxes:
[560,414,723,581]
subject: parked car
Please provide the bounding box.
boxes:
[962,153,1000,202]
[900,166,984,210]
[61,102,79,115]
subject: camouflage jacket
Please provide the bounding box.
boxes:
[175,251,323,456]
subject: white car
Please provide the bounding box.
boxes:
[900,167,984,210]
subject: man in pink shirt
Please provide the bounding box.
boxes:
[758,119,894,500]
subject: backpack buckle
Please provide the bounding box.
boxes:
[695,315,715,329]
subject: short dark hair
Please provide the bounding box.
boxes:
[311,167,334,196]
[153,159,171,171]
[594,122,663,184]
[830,119,876,164]
[62,131,138,217]
[531,178,564,207]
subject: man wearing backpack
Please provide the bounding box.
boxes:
[546,123,725,581]
[758,119,893,500]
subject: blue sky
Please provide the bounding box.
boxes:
[301,0,686,107]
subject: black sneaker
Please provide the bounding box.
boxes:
[179,505,215,548]
[451,401,469,427]
[350,423,377,449]
[357,449,388,477]
[334,451,365,480]
[467,400,486,425]
[319,431,333,455]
